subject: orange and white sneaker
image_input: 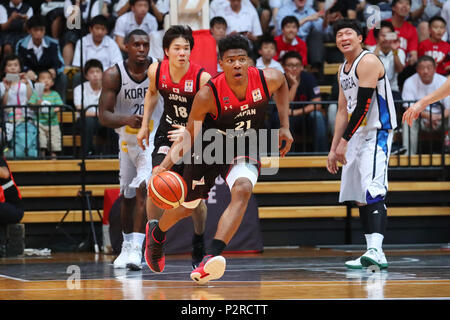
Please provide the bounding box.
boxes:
[190,255,226,285]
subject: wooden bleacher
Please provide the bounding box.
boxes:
[10,156,450,225]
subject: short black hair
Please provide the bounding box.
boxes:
[130,0,150,6]
[210,16,227,29]
[392,0,411,7]
[281,16,299,29]
[417,55,436,67]
[373,20,395,39]
[218,34,250,59]
[257,35,277,51]
[26,15,46,30]
[89,15,109,29]
[37,69,53,79]
[84,59,103,75]
[333,18,364,38]
[162,25,195,52]
[125,29,149,44]
[279,51,303,66]
[1,54,23,78]
[429,15,447,26]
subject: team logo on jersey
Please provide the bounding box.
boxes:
[192,176,205,189]
[185,80,193,92]
[157,146,170,154]
[252,89,262,102]
[173,88,179,93]
[240,104,249,111]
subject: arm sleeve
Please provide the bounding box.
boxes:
[342,86,375,141]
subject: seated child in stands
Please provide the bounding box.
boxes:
[28,70,63,159]
[0,55,37,158]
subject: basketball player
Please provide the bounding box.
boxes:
[136,25,211,270]
[403,76,450,127]
[148,34,293,284]
[98,29,163,270]
[327,19,397,270]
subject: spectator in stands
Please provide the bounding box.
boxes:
[249,0,272,34]
[418,16,450,76]
[74,59,103,155]
[211,0,263,44]
[40,0,66,40]
[365,0,419,91]
[371,20,406,102]
[15,15,67,103]
[273,15,307,66]
[275,0,325,75]
[28,70,63,159]
[113,0,168,29]
[210,16,228,74]
[410,0,446,42]
[113,0,158,53]
[73,15,122,70]
[0,155,23,225]
[361,0,393,22]
[401,55,450,155]
[272,51,327,152]
[365,0,418,64]
[0,0,34,57]
[0,55,37,158]
[62,0,112,65]
[255,36,284,73]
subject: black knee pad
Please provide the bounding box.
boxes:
[365,201,387,235]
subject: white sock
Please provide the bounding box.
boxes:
[123,232,133,243]
[364,234,372,250]
[132,232,146,247]
[370,233,384,252]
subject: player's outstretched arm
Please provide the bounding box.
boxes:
[137,62,160,150]
[403,76,450,127]
[98,65,142,129]
[263,68,293,157]
[155,85,216,175]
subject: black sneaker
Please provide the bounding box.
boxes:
[144,221,165,273]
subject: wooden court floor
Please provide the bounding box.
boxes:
[0,247,449,300]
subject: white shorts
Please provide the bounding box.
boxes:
[339,129,393,205]
[119,137,154,199]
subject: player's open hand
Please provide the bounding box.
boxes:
[402,102,422,127]
[278,127,293,157]
[152,165,167,176]
[168,124,186,142]
[335,138,348,166]
[326,150,339,174]
[136,126,149,150]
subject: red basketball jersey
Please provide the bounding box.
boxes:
[206,66,270,133]
[155,59,205,133]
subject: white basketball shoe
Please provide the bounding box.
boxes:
[113,241,132,269]
[345,249,388,269]
[127,243,143,270]
[360,248,388,269]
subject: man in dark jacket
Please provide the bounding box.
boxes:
[16,15,67,103]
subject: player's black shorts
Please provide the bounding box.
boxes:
[151,134,185,175]
[183,156,261,202]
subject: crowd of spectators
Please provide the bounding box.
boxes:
[0,0,448,157]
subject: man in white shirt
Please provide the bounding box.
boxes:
[402,55,450,155]
[211,0,262,43]
[369,21,406,97]
[73,15,123,69]
[114,0,158,52]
